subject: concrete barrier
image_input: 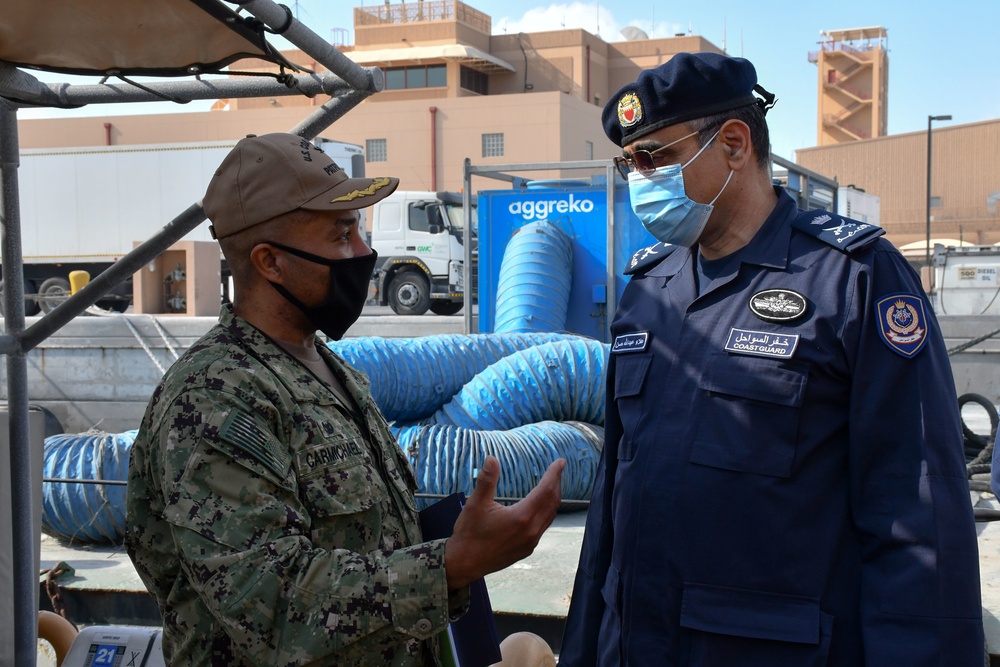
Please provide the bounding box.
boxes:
[0,312,464,434]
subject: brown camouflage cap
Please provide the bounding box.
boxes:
[204,133,400,239]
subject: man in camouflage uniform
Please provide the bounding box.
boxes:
[125,133,565,666]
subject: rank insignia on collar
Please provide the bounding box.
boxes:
[625,242,675,275]
[749,289,807,323]
[875,293,928,358]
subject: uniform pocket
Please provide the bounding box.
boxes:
[691,353,808,477]
[296,437,388,519]
[680,582,832,667]
[612,353,653,461]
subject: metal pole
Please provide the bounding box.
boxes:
[926,116,932,291]
[0,64,367,109]
[604,165,616,341]
[0,102,38,666]
[463,158,473,335]
[13,203,207,354]
[235,0,373,91]
[926,114,952,294]
[290,88,373,142]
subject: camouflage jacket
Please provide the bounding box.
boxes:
[125,305,453,666]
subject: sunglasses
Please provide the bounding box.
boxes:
[613,130,700,180]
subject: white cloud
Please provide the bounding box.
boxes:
[493,2,684,42]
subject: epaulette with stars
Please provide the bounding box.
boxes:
[625,242,677,275]
[790,210,885,253]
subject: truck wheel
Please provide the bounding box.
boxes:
[37,277,71,313]
[388,271,430,316]
[429,300,463,316]
[0,279,42,317]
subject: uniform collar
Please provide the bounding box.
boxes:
[218,303,371,396]
[645,186,796,278]
[738,186,797,271]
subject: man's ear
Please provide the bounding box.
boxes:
[249,243,284,284]
[718,119,752,171]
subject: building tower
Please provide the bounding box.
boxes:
[809,26,888,145]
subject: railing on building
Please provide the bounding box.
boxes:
[821,113,871,140]
[808,43,877,64]
[354,0,491,33]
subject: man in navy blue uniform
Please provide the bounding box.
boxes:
[559,52,984,666]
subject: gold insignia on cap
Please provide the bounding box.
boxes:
[617,92,643,128]
[330,177,393,203]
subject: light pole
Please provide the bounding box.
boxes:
[926,114,952,292]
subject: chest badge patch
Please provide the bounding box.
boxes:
[749,289,807,323]
[876,293,928,358]
[725,328,799,359]
[612,331,649,353]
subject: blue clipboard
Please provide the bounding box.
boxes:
[419,493,503,667]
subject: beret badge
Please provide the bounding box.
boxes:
[617,92,643,128]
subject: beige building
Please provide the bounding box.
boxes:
[809,27,889,145]
[801,24,1000,255]
[16,0,722,193]
[797,118,1000,250]
[15,1,1000,251]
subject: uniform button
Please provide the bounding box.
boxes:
[415,619,433,633]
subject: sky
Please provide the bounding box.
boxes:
[16,0,1000,160]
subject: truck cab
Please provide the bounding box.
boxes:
[368,191,476,315]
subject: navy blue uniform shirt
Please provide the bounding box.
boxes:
[560,189,983,666]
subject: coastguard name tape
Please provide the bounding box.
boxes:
[508,194,596,221]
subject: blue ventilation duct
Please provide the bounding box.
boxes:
[396,420,603,506]
[494,221,573,334]
[329,332,580,422]
[428,338,609,430]
[41,430,136,544]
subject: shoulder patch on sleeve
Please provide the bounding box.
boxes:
[625,242,677,275]
[219,411,292,479]
[875,293,929,358]
[791,210,885,253]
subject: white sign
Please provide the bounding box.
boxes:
[977,266,998,285]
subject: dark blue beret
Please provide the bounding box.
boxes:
[603,52,763,147]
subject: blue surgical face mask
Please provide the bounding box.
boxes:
[627,129,734,247]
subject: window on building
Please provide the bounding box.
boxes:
[385,68,406,90]
[366,138,387,162]
[585,140,594,160]
[427,64,447,87]
[384,64,447,90]
[482,133,504,158]
[460,66,488,95]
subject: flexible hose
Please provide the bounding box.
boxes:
[494,221,573,334]
[396,420,603,506]
[328,332,581,422]
[41,430,136,543]
[428,338,609,430]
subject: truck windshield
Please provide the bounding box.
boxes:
[444,203,477,237]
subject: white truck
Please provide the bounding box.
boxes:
[368,190,476,316]
[4,138,365,315]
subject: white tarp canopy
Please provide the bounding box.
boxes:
[0,0,297,80]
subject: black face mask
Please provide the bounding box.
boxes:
[266,241,378,341]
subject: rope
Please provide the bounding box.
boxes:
[86,306,178,372]
[119,316,166,374]
[947,326,1000,356]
